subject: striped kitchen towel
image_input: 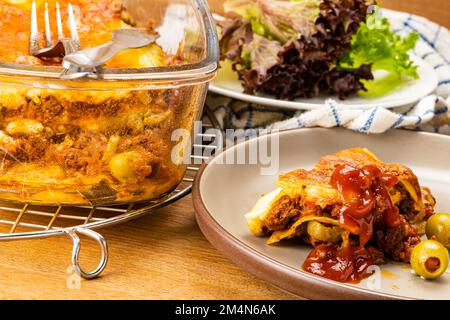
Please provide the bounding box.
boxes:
[206,9,450,135]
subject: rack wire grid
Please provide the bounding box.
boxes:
[0,108,222,279]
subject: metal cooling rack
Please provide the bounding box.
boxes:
[0,110,221,279]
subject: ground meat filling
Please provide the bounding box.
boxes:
[375,215,421,263]
[3,95,135,124]
[0,90,177,189]
[46,132,108,174]
[2,97,64,123]
[3,134,49,162]
[263,183,428,265]
[264,195,302,231]
[366,246,386,265]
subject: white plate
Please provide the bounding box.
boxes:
[193,128,450,300]
[209,55,438,110]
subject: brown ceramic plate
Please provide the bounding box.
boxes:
[193,128,450,300]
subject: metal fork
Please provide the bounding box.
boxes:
[29,1,82,58]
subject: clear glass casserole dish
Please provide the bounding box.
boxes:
[0,0,218,205]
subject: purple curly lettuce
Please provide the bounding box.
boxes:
[219,0,375,100]
[219,17,253,65]
[219,17,284,93]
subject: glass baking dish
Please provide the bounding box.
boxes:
[0,0,218,205]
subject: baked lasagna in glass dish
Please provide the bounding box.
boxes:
[245,148,436,283]
[0,0,218,205]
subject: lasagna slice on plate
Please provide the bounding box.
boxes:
[245,148,435,283]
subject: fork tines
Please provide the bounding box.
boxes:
[67,3,80,46]
[29,1,81,58]
[29,1,40,54]
[44,2,52,47]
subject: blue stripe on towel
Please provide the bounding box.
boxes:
[422,51,435,59]
[360,108,378,132]
[390,115,404,128]
[329,102,341,126]
[245,106,253,129]
[415,115,422,125]
[296,116,304,128]
[401,17,450,65]
[438,79,450,86]
[435,106,449,115]
[432,26,441,46]
[404,20,435,49]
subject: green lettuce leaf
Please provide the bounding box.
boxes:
[223,0,320,44]
[338,7,419,96]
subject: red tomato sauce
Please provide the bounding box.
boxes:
[302,164,401,283]
[302,244,374,283]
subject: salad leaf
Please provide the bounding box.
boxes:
[218,16,282,93]
[223,0,320,44]
[240,34,283,92]
[218,0,420,100]
[219,17,253,65]
[258,0,373,99]
[338,7,419,96]
[241,34,282,72]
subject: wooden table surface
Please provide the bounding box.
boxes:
[0,195,297,299]
[0,0,448,300]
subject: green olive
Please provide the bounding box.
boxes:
[307,220,342,243]
[410,240,449,279]
[426,212,450,249]
[109,151,144,184]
